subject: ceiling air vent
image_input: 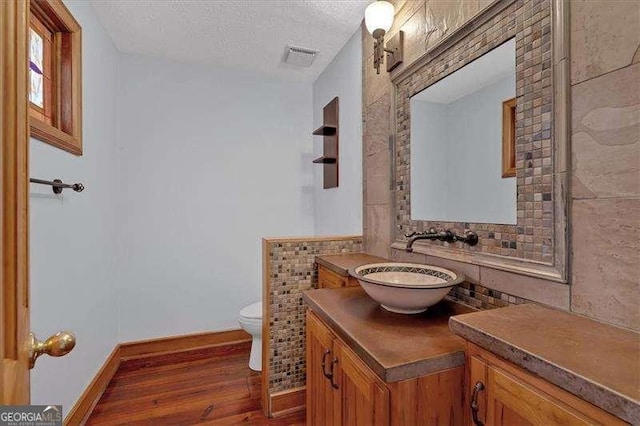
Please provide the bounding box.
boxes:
[284,45,318,68]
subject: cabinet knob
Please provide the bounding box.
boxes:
[321,349,331,377]
[471,381,485,426]
[328,358,339,389]
[321,349,339,389]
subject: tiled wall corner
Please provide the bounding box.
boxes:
[265,237,363,394]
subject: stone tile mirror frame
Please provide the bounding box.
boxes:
[390,0,570,283]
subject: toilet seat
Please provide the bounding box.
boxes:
[239,301,262,320]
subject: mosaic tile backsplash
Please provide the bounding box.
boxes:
[447,282,530,310]
[396,0,555,264]
[265,236,363,394]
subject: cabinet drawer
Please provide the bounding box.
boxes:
[318,265,347,289]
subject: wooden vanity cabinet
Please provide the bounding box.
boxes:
[306,310,341,425]
[317,264,358,289]
[307,310,464,426]
[466,343,625,426]
[334,339,389,426]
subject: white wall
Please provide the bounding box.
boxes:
[411,75,517,224]
[116,54,315,341]
[312,29,362,235]
[30,0,119,413]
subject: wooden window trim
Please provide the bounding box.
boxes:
[29,0,82,156]
[501,97,516,178]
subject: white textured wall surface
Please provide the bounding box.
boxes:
[116,54,315,341]
[29,0,119,414]
[312,28,363,235]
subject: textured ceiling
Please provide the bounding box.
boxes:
[91,0,370,81]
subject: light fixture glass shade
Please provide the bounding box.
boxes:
[364,1,395,35]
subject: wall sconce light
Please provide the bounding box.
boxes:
[365,0,403,74]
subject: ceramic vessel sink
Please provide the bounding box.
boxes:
[348,262,464,314]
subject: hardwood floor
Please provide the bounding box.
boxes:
[87,341,306,425]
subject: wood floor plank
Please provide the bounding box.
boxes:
[203,409,306,426]
[106,356,249,389]
[91,377,251,416]
[86,342,305,425]
[114,347,251,380]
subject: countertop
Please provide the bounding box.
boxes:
[303,286,475,382]
[449,304,640,424]
[315,252,388,277]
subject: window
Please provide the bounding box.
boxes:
[29,0,82,155]
[502,97,516,178]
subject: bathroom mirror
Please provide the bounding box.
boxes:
[391,0,570,283]
[410,39,516,225]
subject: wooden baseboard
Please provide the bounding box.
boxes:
[119,328,251,360]
[64,328,252,425]
[64,345,121,426]
[270,387,306,418]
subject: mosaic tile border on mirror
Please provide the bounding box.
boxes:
[391,0,569,283]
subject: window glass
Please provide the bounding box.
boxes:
[29,28,44,108]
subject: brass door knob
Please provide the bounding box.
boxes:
[29,331,76,369]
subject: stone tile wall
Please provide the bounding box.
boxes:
[362,0,639,330]
[263,236,363,394]
[569,0,639,331]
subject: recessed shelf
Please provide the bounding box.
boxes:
[312,156,337,164]
[312,125,337,136]
[312,97,339,189]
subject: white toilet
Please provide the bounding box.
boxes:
[238,301,262,371]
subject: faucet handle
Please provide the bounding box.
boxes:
[464,231,479,246]
[405,231,417,238]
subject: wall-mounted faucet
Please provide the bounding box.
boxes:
[405,228,479,252]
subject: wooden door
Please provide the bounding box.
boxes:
[334,339,389,426]
[0,0,31,404]
[306,311,340,426]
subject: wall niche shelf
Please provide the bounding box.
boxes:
[313,97,339,189]
[312,125,337,136]
[312,156,337,164]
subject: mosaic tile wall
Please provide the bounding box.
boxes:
[265,236,363,394]
[390,245,535,310]
[447,282,530,310]
[396,0,555,263]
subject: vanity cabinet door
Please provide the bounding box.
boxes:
[306,311,341,426]
[334,339,389,426]
[467,354,489,426]
[467,343,625,426]
[486,366,592,426]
